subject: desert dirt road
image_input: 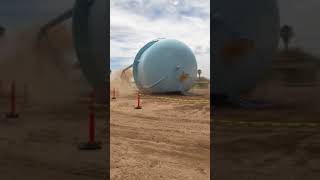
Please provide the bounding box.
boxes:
[110,88,210,180]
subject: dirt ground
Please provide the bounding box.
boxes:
[0,27,109,180]
[213,78,320,180]
[110,87,210,180]
[1,26,210,179]
[0,86,108,180]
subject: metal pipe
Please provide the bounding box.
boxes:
[39,8,73,35]
[120,64,133,83]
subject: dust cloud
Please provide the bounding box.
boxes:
[0,25,90,107]
[110,68,136,96]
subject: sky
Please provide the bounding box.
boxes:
[110,0,210,78]
[0,0,320,77]
[278,0,320,55]
[0,0,74,28]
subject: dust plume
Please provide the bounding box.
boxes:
[110,69,136,96]
[0,25,90,107]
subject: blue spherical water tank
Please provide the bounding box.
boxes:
[212,0,280,97]
[133,39,198,93]
[73,0,108,103]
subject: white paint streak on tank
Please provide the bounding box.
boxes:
[132,39,198,93]
[212,0,280,97]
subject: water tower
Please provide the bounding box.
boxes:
[212,0,280,106]
[122,39,198,94]
[39,0,108,104]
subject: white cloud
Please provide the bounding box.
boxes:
[110,0,210,78]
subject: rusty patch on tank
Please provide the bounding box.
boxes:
[222,39,255,62]
[179,72,190,82]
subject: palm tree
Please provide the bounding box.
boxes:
[280,25,294,51]
[197,69,202,80]
[0,25,5,37]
